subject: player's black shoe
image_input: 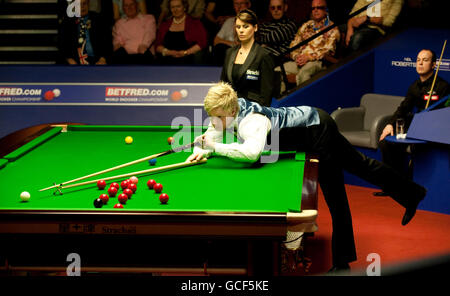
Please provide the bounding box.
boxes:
[401,186,427,226]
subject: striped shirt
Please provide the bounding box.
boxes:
[258,17,298,57]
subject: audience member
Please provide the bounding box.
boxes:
[282,0,340,86]
[203,0,235,27]
[202,0,235,53]
[258,0,297,57]
[283,0,318,24]
[113,0,147,21]
[212,0,251,65]
[345,0,403,51]
[375,49,449,196]
[155,0,207,64]
[58,0,111,65]
[158,0,205,26]
[111,0,156,64]
[248,0,270,19]
[221,9,277,106]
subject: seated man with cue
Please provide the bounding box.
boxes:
[187,81,427,272]
[375,48,449,196]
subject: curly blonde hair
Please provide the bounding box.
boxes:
[204,82,239,115]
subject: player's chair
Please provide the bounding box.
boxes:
[331,93,404,149]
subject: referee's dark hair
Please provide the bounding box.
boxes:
[236,9,259,26]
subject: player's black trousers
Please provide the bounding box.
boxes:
[275,108,426,266]
[378,139,415,179]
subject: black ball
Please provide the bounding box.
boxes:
[93,198,103,208]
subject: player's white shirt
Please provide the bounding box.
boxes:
[194,113,271,162]
[194,98,320,162]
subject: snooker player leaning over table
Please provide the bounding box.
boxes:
[187,82,427,273]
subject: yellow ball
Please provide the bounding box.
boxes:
[125,136,133,144]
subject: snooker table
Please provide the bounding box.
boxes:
[0,125,318,275]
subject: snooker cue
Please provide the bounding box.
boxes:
[425,39,447,109]
[39,142,197,192]
[54,159,207,191]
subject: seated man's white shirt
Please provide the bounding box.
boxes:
[216,18,236,42]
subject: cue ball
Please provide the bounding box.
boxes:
[159,193,169,204]
[93,198,103,208]
[20,191,31,202]
[147,179,156,189]
[125,136,133,144]
[149,158,157,166]
[153,183,163,193]
[97,180,106,190]
[108,186,118,197]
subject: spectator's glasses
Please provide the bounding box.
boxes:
[270,5,283,11]
[312,6,327,11]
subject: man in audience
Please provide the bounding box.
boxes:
[202,0,235,55]
[282,0,340,86]
[345,0,403,51]
[112,0,156,64]
[58,0,111,65]
[258,0,297,57]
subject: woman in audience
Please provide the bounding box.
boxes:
[220,9,277,106]
[155,0,207,64]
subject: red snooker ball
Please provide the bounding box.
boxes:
[110,182,120,189]
[120,180,130,190]
[44,90,54,101]
[108,186,118,197]
[159,193,169,204]
[118,193,128,204]
[147,179,156,189]
[128,183,137,193]
[99,193,109,204]
[167,137,174,145]
[113,203,124,209]
[123,188,133,198]
[153,183,163,193]
[97,180,106,190]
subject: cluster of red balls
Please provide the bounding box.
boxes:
[94,177,138,208]
[147,179,169,204]
[93,176,169,208]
